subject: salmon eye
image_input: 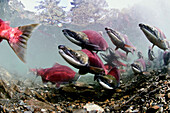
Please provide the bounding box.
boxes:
[85,38,88,40]
[80,57,85,64]
[77,33,83,38]
[75,52,78,56]
[109,79,113,83]
[77,34,81,37]
[80,57,84,61]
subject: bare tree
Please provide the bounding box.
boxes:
[69,0,108,26]
[35,0,66,25]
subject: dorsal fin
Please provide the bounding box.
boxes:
[53,63,61,67]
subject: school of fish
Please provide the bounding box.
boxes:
[0,18,169,90]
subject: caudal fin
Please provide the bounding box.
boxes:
[9,24,39,63]
[29,68,38,75]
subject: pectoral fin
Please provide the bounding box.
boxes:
[152,44,155,49]
[115,47,119,50]
[89,66,105,74]
[94,74,102,81]
[126,51,129,56]
[124,44,136,50]
[78,68,88,75]
[83,43,101,51]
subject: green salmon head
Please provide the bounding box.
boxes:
[58,45,88,68]
[62,29,89,46]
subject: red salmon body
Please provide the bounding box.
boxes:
[82,30,108,51]
[31,63,76,83]
[81,49,107,74]
[30,63,79,87]
[0,20,22,42]
[62,29,108,52]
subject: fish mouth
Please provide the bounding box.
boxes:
[58,45,88,67]
[105,27,123,45]
[139,23,158,38]
[98,79,114,90]
[95,75,118,90]
[62,29,77,37]
[62,29,88,46]
[105,27,120,39]
[131,63,142,74]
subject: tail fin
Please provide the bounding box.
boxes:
[142,71,150,76]
[29,68,38,75]
[114,60,127,67]
[100,53,108,62]
[9,24,39,63]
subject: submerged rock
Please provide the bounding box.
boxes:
[24,99,55,111]
[73,109,87,113]
[0,69,169,112]
[59,82,98,101]
[0,66,12,80]
[83,103,104,113]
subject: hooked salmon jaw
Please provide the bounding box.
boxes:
[139,24,158,40]
[58,45,88,67]
[62,29,82,45]
[131,63,142,74]
[105,27,122,44]
[98,79,113,90]
[95,74,118,90]
[62,29,89,46]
